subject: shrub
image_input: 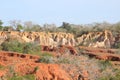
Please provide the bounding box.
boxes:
[23,74,35,80]
[1,40,41,55]
[0,65,5,70]
[39,52,54,63]
[1,40,23,53]
[98,70,120,80]
[22,42,41,55]
[113,42,120,49]
[34,66,39,73]
[40,52,53,57]
[57,57,71,64]
[39,56,54,63]
[99,60,112,71]
[8,74,35,80]
[8,76,23,80]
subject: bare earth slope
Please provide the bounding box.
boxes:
[0,51,72,80]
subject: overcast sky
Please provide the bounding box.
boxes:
[0,0,120,25]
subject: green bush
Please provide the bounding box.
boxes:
[98,70,120,80]
[9,76,23,80]
[0,65,5,70]
[1,40,42,56]
[39,53,54,63]
[98,76,112,80]
[22,42,41,55]
[38,52,54,63]
[99,60,112,71]
[1,40,23,53]
[40,52,53,57]
[9,74,35,80]
[39,56,54,63]
[114,42,120,49]
[57,57,71,64]
[23,74,35,80]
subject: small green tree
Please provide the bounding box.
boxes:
[0,20,3,30]
[60,22,72,32]
[1,40,23,53]
[16,24,23,31]
[3,26,14,31]
[23,42,41,55]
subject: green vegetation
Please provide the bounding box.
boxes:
[22,42,41,55]
[40,52,53,57]
[0,65,5,70]
[99,60,112,71]
[1,40,41,55]
[39,52,54,63]
[6,65,35,80]
[8,74,35,80]
[114,42,120,49]
[39,56,54,63]
[1,40,24,53]
[56,57,71,64]
[98,70,120,80]
[0,20,3,30]
[16,24,23,31]
[34,66,39,73]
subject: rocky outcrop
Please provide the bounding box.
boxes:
[0,31,75,47]
[0,30,118,48]
[79,46,120,61]
[0,51,72,80]
[41,45,77,55]
[77,30,115,48]
[15,63,72,80]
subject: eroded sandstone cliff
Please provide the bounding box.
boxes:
[77,30,115,48]
[0,30,118,48]
[0,31,75,47]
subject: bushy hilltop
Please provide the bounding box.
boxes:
[0,20,120,34]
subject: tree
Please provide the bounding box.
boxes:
[3,26,14,31]
[31,24,41,32]
[9,20,23,31]
[24,21,33,31]
[42,24,57,32]
[60,22,72,32]
[114,22,120,33]
[16,24,23,31]
[24,21,41,31]
[0,20,3,30]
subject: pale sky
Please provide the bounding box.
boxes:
[0,0,120,25]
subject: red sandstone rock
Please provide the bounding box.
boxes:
[79,46,120,61]
[0,51,72,80]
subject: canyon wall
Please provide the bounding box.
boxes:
[77,30,115,48]
[0,30,118,48]
[0,31,75,47]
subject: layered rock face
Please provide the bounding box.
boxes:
[0,31,75,47]
[0,30,118,48]
[77,30,115,48]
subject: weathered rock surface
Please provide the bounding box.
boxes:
[0,31,75,47]
[0,51,72,80]
[41,45,77,55]
[77,30,115,48]
[15,62,72,80]
[79,46,120,61]
[0,30,118,48]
